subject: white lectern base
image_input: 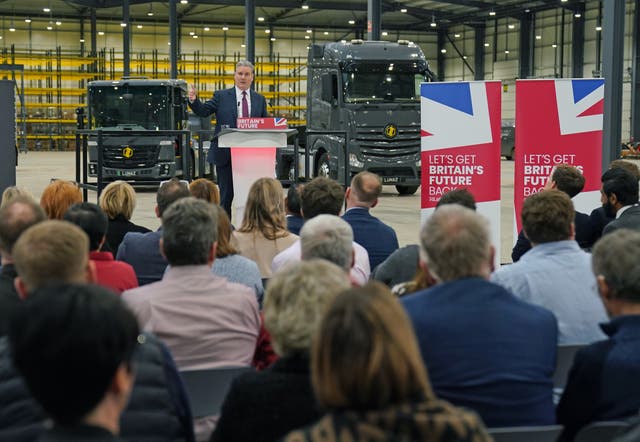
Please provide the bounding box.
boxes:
[230,147,276,224]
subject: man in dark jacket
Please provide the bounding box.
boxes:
[557,229,640,441]
[0,220,194,442]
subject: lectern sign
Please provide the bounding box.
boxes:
[236,118,288,130]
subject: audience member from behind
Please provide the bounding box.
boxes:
[40,180,82,220]
[232,178,298,278]
[116,178,190,285]
[211,204,263,304]
[0,197,46,335]
[557,229,640,441]
[123,197,260,441]
[600,167,640,235]
[402,205,557,427]
[300,214,354,276]
[342,171,399,270]
[8,284,139,442]
[1,186,34,208]
[98,181,150,252]
[271,177,371,284]
[285,183,304,235]
[0,220,195,442]
[64,202,138,294]
[512,164,595,261]
[284,282,491,442]
[591,160,640,239]
[189,178,220,205]
[493,190,607,344]
[373,188,476,289]
[212,260,351,442]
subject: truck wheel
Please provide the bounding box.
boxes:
[317,152,337,179]
[396,185,419,196]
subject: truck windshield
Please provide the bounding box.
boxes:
[90,86,171,129]
[342,63,427,103]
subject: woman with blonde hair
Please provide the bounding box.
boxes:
[40,180,82,220]
[231,177,298,278]
[189,178,220,205]
[98,180,150,252]
[285,282,491,442]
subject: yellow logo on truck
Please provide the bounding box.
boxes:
[122,147,134,158]
[384,124,397,139]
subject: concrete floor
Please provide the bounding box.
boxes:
[15,151,517,263]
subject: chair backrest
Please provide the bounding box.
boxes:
[180,366,252,418]
[553,344,584,388]
[574,421,631,442]
[488,425,563,442]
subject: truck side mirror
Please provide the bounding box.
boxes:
[321,73,338,105]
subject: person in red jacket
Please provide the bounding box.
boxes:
[64,202,138,294]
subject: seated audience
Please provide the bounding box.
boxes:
[212,260,351,442]
[285,183,304,235]
[512,164,595,261]
[402,205,557,427]
[232,178,299,278]
[64,202,138,294]
[0,220,195,442]
[300,214,354,277]
[189,178,220,205]
[8,284,139,442]
[99,180,151,253]
[272,177,370,284]
[0,197,46,335]
[373,188,476,289]
[493,190,607,344]
[557,229,640,441]
[342,171,398,270]
[600,167,640,235]
[211,205,263,304]
[40,180,82,220]
[284,282,491,441]
[116,178,190,285]
[591,160,640,240]
[123,197,260,442]
[1,186,34,208]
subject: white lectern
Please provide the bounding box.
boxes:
[217,128,296,224]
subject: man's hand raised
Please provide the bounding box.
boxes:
[188,84,197,102]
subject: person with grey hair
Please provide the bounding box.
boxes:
[123,197,260,442]
[188,60,268,216]
[556,229,640,442]
[300,214,354,274]
[211,260,351,442]
[401,204,557,428]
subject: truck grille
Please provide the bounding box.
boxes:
[102,145,161,169]
[355,126,421,158]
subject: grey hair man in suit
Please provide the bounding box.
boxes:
[188,60,268,217]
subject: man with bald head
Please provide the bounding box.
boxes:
[342,171,398,270]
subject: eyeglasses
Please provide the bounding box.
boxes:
[159,179,189,189]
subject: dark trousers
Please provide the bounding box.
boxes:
[216,162,234,218]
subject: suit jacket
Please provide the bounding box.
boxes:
[603,204,640,235]
[116,229,167,286]
[342,207,399,271]
[286,215,304,236]
[189,87,268,166]
[104,216,151,255]
[0,264,19,336]
[402,278,557,427]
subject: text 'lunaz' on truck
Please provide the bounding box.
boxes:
[287,39,434,195]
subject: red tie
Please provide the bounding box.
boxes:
[242,91,249,118]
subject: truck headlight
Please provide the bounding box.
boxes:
[416,159,421,167]
[349,153,364,168]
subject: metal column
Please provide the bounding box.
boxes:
[437,30,446,81]
[122,0,130,77]
[631,0,640,141]
[0,81,16,194]
[246,0,255,63]
[572,3,585,78]
[367,0,381,41]
[602,0,625,170]
[474,24,485,81]
[90,9,97,57]
[169,0,178,79]
[519,12,534,79]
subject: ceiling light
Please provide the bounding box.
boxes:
[489,10,496,16]
[324,31,329,35]
[204,26,210,31]
[400,8,407,13]
[382,31,388,36]
[265,29,270,33]
[505,50,509,54]
[147,5,154,16]
[561,0,568,2]
[80,38,85,42]
[180,0,188,3]
[454,33,460,38]
[189,31,195,35]
[440,49,446,53]
[193,34,198,38]
[536,35,542,40]
[348,19,355,25]
[222,25,229,31]
[43,7,50,12]
[301,2,309,9]
[270,37,276,41]
[241,44,246,47]
[552,44,558,48]
[306,28,312,33]
[595,26,602,31]
[9,26,15,32]
[258,16,265,22]
[137,24,143,29]
[484,42,490,47]
[430,22,437,27]
[508,24,515,29]
[120,22,127,27]
[305,35,310,39]
[24,18,31,23]
[98,31,104,35]
[574,13,581,18]
[463,55,467,59]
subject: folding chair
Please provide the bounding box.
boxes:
[488,425,563,442]
[574,421,630,442]
[180,366,252,418]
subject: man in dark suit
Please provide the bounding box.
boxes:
[342,171,398,271]
[188,60,268,216]
[512,164,594,261]
[601,167,640,235]
[285,183,304,235]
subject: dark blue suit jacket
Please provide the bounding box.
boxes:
[116,229,167,286]
[402,278,557,427]
[188,87,268,166]
[286,215,304,236]
[342,207,399,271]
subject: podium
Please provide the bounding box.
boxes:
[217,127,296,224]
